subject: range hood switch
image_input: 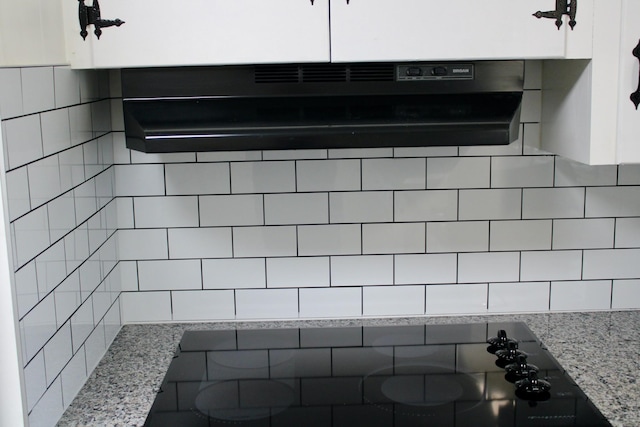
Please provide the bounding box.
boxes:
[431,66,448,76]
[405,67,423,77]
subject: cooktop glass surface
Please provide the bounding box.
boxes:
[144,322,611,427]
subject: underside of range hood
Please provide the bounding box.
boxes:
[121,61,524,153]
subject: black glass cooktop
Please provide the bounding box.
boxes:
[144,322,612,427]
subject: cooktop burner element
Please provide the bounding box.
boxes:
[144,322,612,427]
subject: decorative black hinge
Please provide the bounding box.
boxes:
[78,0,124,40]
[533,0,577,30]
[631,40,640,110]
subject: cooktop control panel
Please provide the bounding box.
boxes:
[397,63,474,81]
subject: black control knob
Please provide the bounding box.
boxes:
[515,370,551,401]
[495,341,526,365]
[487,329,517,353]
[406,67,423,77]
[505,354,539,382]
[431,66,448,76]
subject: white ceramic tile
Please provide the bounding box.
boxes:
[121,291,172,322]
[116,197,134,229]
[363,286,425,316]
[299,287,362,318]
[458,252,520,283]
[28,378,64,427]
[118,261,138,292]
[79,255,101,301]
[235,289,299,319]
[522,123,542,153]
[267,257,329,288]
[171,290,236,321]
[425,284,488,315]
[611,280,640,309]
[491,156,554,188]
[41,108,71,156]
[24,351,46,411]
[110,98,124,132]
[4,114,43,169]
[82,140,101,179]
[22,294,57,361]
[104,303,121,346]
[586,187,640,218]
[550,280,612,311]
[138,260,202,291]
[521,250,582,281]
[79,70,100,102]
[91,100,111,134]
[553,218,615,249]
[554,157,617,187]
[266,193,329,225]
[298,224,361,256]
[296,159,361,192]
[15,261,39,319]
[5,166,31,221]
[21,67,55,114]
[168,227,232,259]
[490,220,552,251]
[488,282,550,313]
[53,67,81,108]
[197,151,262,162]
[48,192,76,242]
[362,158,425,190]
[36,240,67,297]
[615,218,640,248]
[583,249,640,280]
[394,146,458,157]
[330,255,393,286]
[522,188,585,219]
[130,151,195,164]
[230,161,295,194]
[363,223,425,255]
[618,164,640,185]
[92,282,112,325]
[200,194,263,227]
[459,189,522,221]
[64,226,89,273]
[87,213,106,254]
[73,180,97,226]
[329,192,391,224]
[68,104,93,146]
[54,272,81,328]
[524,60,543,89]
[43,323,72,386]
[427,157,490,189]
[14,205,50,267]
[58,145,85,192]
[165,162,230,195]
[0,68,24,118]
[203,258,266,289]
[328,148,392,158]
[60,350,87,407]
[394,190,457,222]
[84,322,106,373]
[395,254,457,285]
[263,149,327,160]
[520,90,541,122]
[118,229,168,260]
[115,164,165,197]
[28,155,62,207]
[233,226,297,258]
[458,140,522,157]
[427,221,488,253]
[133,196,199,228]
[95,169,115,209]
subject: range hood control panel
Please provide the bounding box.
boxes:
[397,64,474,81]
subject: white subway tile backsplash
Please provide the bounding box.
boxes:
[68,104,93,147]
[60,350,87,407]
[586,187,640,218]
[200,194,263,227]
[612,280,640,309]
[394,190,457,222]
[5,114,43,169]
[168,227,232,259]
[53,67,81,109]
[329,148,392,159]
[555,157,617,187]
[520,250,582,281]
[550,280,612,311]
[165,163,230,195]
[265,193,328,225]
[583,249,640,280]
[29,155,62,208]
[363,286,425,316]
[59,146,85,192]
[330,192,391,224]
[362,158,425,190]
[298,224,361,256]
[79,255,101,301]
[553,218,615,249]
[615,218,640,248]
[395,254,457,285]
[15,261,39,319]
[118,229,168,260]
[522,123,542,153]
[263,149,327,160]
[138,260,202,291]
[22,294,57,361]
[489,282,550,313]
[130,151,195,165]
[13,204,50,266]
[231,161,295,194]
[64,226,89,273]
[84,322,106,373]
[5,167,31,221]
[459,139,522,157]
[36,240,67,297]
[28,378,64,427]
[426,284,488,315]
[523,187,585,219]
[427,157,490,189]
[43,323,72,386]
[618,164,640,185]
[330,255,393,286]
[54,272,81,327]
[21,67,55,115]
[491,156,554,188]
[73,180,97,226]
[299,287,362,318]
[171,290,235,320]
[459,189,521,220]
[233,226,297,258]
[363,223,425,254]
[203,258,265,289]
[490,220,551,251]
[0,68,24,119]
[48,193,76,243]
[121,291,172,322]
[395,146,458,158]
[458,252,520,283]
[235,289,299,319]
[197,151,262,162]
[520,90,541,123]
[427,221,488,253]
[41,109,71,156]
[296,159,361,192]
[524,61,542,89]
[115,164,165,197]
[134,196,199,228]
[267,257,329,288]
[24,351,46,411]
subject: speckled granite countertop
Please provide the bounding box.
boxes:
[57,311,640,427]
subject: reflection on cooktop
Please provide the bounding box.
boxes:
[144,322,612,427]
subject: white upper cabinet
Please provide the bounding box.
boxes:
[330,0,593,62]
[541,0,640,165]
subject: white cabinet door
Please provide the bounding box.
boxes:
[65,0,330,68]
[329,0,590,62]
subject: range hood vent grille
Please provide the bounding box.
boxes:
[254,64,395,84]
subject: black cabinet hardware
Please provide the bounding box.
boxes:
[533,0,577,30]
[632,39,640,110]
[78,0,124,40]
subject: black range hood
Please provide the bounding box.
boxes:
[121,61,524,153]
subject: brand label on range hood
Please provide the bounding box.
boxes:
[397,64,474,81]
